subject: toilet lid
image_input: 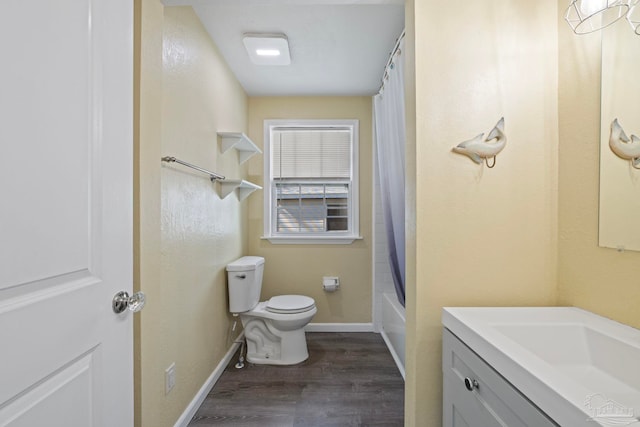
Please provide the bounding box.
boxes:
[266,295,315,314]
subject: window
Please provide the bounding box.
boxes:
[263,120,360,244]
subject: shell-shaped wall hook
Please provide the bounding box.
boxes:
[452,117,506,167]
[609,119,640,169]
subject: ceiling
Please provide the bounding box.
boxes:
[161,0,405,96]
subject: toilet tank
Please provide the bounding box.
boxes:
[226,256,265,313]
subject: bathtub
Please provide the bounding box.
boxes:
[380,291,405,379]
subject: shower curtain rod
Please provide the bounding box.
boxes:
[161,156,225,181]
[378,30,405,94]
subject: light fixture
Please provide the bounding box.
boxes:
[626,2,640,33]
[581,0,609,15]
[452,118,506,168]
[243,33,291,65]
[609,119,640,169]
[565,0,631,34]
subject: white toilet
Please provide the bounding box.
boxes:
[226,256,317,365]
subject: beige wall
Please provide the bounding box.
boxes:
[136,4,248,427]
[403,0,418,424]
[247,97,373,324]
[406,0,559,424]
[557,3,640,328]
[134,0,163,426]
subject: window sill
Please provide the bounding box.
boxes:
[261,235,363,245]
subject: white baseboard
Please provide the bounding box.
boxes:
[380,329,406,380]
[173,334,244,427]
[305,323,374,332]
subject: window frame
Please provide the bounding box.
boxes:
[262,119,361,244]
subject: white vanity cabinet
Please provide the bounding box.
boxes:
[442,328,558,427]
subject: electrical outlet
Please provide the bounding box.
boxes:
[165,363,176,395]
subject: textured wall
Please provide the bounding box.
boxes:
[136,5,249,427]
[403,1,418,423]
[406,0,559,424]
[557,2,640,328]
[134,0,163,426]
[247,97,373,324]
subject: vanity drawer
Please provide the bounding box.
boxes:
[442,328,558,427]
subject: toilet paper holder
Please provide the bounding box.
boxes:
[322,276,340,292]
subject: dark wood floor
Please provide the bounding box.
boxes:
[188,332,404,427]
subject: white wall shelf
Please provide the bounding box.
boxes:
[219,179,262,201]
[217,132,262,164]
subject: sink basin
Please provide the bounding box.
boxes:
[494,323,640,397]
[442,307,640,427]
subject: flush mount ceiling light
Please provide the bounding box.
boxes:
[565,0,632,34]
[243,33,291,65]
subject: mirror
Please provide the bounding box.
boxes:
[599,17,640,251]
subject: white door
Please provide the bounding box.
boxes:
[0,1,134,426]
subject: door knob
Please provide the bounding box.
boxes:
[112,291,146,314]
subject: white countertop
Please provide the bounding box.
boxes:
[442,307,640,427]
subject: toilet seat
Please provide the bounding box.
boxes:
[266,295,315,314]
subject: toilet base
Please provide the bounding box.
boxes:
[242,317,310,365]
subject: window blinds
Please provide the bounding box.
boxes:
[272,129,351,179]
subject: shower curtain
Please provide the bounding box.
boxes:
[374,36,406,307]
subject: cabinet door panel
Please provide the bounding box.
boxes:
[444,372,502,427]
[442,328,558,427]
